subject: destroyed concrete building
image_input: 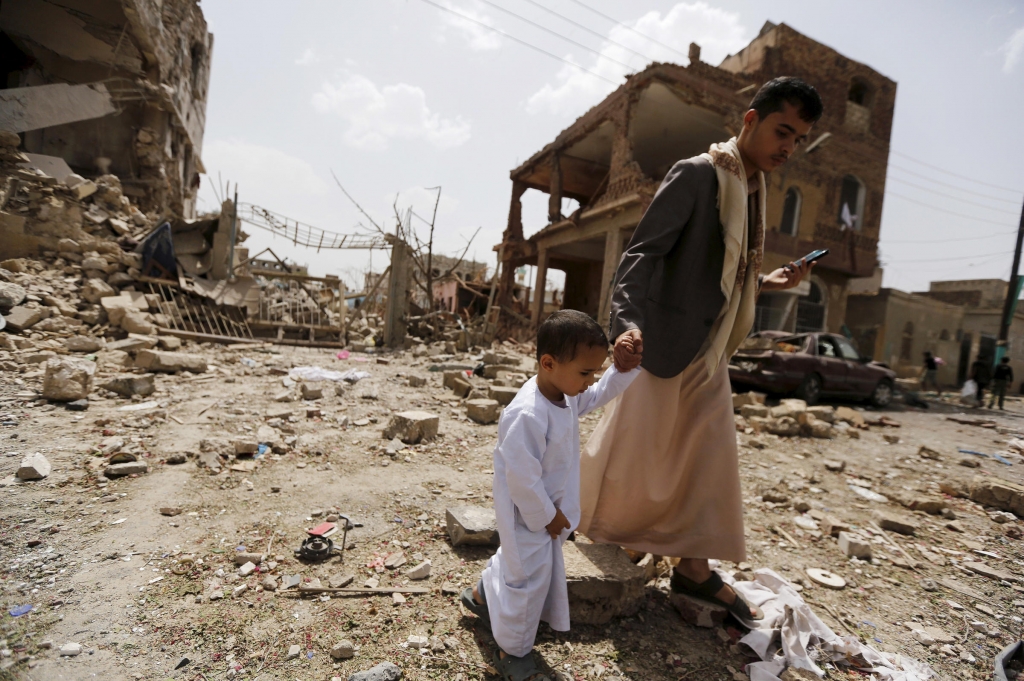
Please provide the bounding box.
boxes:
[0,0,213,221]
[847,278,1024,391]
[493,22,895,336]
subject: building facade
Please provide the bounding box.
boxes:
[493,22,896,336]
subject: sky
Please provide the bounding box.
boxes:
[196,0,1024,295]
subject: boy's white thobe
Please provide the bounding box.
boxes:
[481,366,639,657]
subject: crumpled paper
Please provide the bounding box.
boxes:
[720,566,936,681]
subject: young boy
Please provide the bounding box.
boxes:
[461,310,641,680]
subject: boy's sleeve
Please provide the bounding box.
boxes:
[495,410,556,533]
[576,366,641,417]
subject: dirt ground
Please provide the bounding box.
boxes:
[3,340,1024,681]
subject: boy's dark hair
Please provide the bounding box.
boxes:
[536,309,608,363]
[749,77,823,123]
[1002,356,1011,363]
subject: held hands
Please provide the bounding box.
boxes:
[546,507,571,539]
[613,329,643,372]
[760,258,815,292]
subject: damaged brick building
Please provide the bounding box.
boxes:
[0,0,213,220]
[493,22,896,336]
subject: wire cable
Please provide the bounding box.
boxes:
[883,229,1017,244]
[891,151,1021,194]
[516,0,658,66]
[473,0,638,72]
[887,177,1022,216]
[883,250,1008,263]
[419,0,618,85]
[889,165,1022,204]
[885,192,1017,227]
[561,0,691,62]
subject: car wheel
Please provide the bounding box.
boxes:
[795,373,822,406]
[870,380,894,408]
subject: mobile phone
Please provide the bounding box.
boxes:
[785,248,829,271]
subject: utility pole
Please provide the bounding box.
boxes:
[997,198,1024,363]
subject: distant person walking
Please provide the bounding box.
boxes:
[921,351,941,394]
[971,357,993,408]
[989,357,1014,410]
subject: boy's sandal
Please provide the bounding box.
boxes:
[670,569,764,625]
[492,650,551,681]
[459,580,491,630]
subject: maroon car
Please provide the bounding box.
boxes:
[729,332,896,407]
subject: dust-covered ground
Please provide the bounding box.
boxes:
[3,338,1024,681]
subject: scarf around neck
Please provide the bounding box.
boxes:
[699,138,766,380]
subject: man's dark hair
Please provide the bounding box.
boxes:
[749,77,823,123]
[536,309,608,363]
[1002,356,1011,363]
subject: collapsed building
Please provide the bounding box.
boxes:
[493,22,895,337]
[0,0,212,222]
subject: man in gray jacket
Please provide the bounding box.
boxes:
[580,78,822,624]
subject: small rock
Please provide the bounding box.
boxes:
[407,635,428,649]
[301,383,323,400]
[347,661,403,681]
[466,399,501,424]
[883,434,901,444]
[382,411,439,444]
[918,445,942,460]
[384,551,406,569]
[823,459,846,472]
[104,462,149,478]
[238,561,256,577]
[261,576,278,592]
[42,356,95,402]
[921,579,937,592]
[329,574,354,589]
[331,640,355,660]
[875,512,918,536]
[59,642,82,657]
[16,452,51,480]
[446,506,499,546]
[100,374,156,398]
[392,592,406,605]
[286,644,301,660]
[838,531,872,560]
[159,507,182,516]
[406,560,431,580]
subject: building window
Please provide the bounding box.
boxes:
[848,79,871,106]
[900,321,914,361]
[939,329,950,341]
[780,187,801,236]
[796,281,826,332]
[837,175,865,230]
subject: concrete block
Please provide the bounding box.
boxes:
[64,336,103,353]
[135,349,207,373]
[564,542,645,624]
[739,404,769,419]
[80,278,115,304]
[383,411,439,444]
[42,356,95,401]
[822,516,850,537]
[875,511,918,536]
[466,398,500,424]
[300,382,323,400]
[99,374,155,397]
[970,476,1024,517]
[488,385,519,406]
[670,591,728,628]
[104,461,149,477]
[770,398,807,418]
[446,506,499,546]
[838,531,872,559]
[107,335,158,352]
[452,377,473,398]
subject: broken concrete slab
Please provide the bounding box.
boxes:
[466,398,501,424]
[99,374,155,397]
[4,305,45,332]
[382,411,439,444]
[17,452,51,480]
[838,531,872,559]
[564,541,645,624]
[446,506,499,546]
[79,278,116,304]
[406,560,431,580]
[0,281,26,307]
[970,476,1024,517]
[875,512,918,536]
[670,591,728,628]
[104,462,149,478]
[64,335,104,353]
[300,382,323,400]
[348,662,402,681]
[451,377,473,398]
[106,336,158,352]
[962,561,1017,582]
[135,349,207,373]
[42,356,95,401]
[739,404,769,419]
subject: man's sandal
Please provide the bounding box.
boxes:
[459,580,491,630]
[670,570,764,625]
[492,650,551,681]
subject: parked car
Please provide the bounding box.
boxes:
[729,331,896,407]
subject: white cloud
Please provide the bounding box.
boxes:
[312,73,471,150]
[295,48,319,66]
[526,2,748,117]
[436,0,501,51]
[392,186,460,218]
[200,139,328,208]
[1000,26,1024,73]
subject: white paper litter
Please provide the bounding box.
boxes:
[288,366,370,384]
[723,567,936,681]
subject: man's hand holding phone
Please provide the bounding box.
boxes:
[761,249,826,292]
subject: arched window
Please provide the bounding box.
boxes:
[939,329,950,341]
[848,79,871,106]
[796,281,826,332]
[780,187,801,236]
[838,175,865,230]
[900,321,914,361]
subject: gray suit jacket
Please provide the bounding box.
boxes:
[609,156,726,379]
